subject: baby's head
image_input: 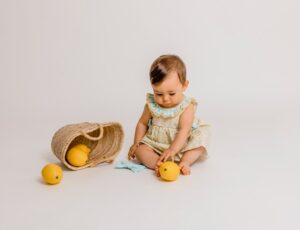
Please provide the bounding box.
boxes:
[149,54,189,108]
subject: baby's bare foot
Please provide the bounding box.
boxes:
[179,162,191,175]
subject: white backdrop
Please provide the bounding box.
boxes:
[1,1,299,229]
[1,0,299,131]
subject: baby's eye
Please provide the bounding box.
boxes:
[169,93,176,96]
[156,93,163,97]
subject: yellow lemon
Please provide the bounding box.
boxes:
[73,144,91,156]
[159,161,180,181]
[41,163,63,185]
[66,147,88,167]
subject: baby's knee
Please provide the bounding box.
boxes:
[135,143,149,152]
[134,144,159,169]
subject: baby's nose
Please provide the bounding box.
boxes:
[162,95,169,102]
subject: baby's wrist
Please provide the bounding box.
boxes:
[168,148,177,155]
[133,142,140,148]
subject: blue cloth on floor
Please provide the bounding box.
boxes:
[115,160,146,173]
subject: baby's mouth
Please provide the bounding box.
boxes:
[161,103,172,108]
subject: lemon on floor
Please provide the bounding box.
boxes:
[159,161,180,181]
[41,163,63,185]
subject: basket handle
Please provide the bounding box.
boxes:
[81,124,104,141]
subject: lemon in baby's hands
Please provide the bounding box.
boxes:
[42,163,63,185]
[66,146,88,167]
[159,161,180,181]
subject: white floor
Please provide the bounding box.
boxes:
[1,0,299,229]
[0,106,299,230]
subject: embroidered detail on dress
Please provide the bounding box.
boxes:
[146,93,197,118]
[147,118,152,127]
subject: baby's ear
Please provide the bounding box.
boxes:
[183,80,189,90]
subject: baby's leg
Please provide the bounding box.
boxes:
[135,144,160,170]
[179,146,206,175]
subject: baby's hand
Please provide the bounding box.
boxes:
[157,148,176,165]
[128,143,139,160]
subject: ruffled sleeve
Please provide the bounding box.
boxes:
[146,93,197,118]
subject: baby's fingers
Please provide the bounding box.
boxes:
[156,156,164,166]
[128,146,137,160]
[170,155,175,162]
[158,154,168,164]
[127,150,135,160]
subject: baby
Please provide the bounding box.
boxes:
[128,54,210,175]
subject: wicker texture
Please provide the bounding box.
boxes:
[51,122,124,170]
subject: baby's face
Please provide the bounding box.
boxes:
[152,70,188,108]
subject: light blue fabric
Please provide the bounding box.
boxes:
[115,160,146,173]
[191,122,198,130]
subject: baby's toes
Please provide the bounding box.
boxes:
[179,163,191,175]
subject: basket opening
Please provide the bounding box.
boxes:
[65,129,101,160]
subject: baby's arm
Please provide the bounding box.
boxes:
[158,103,195,162]
[133,105,152,144]
[128,105,152,159]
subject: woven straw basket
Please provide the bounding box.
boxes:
[51,122,124,170]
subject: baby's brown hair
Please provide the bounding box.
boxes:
[149,54,186,85]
